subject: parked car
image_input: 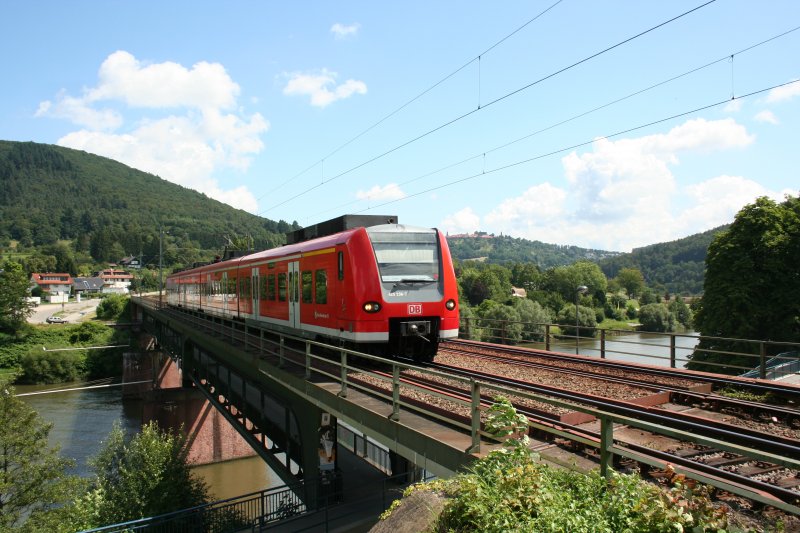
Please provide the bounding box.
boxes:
[46,316,68,324]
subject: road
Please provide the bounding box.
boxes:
[29,299,102,325]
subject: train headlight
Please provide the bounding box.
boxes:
[445,299,456,311]
[363,302,381,313]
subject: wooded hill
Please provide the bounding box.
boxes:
[0,141,295,268]
[447,226,727,296]
[597,227,726,296]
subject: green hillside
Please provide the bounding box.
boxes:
[597,226,727,296]
[447,226,727,296]
[446,233,620,269]
[0,141,295,270]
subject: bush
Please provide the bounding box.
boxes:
[431,400,729,532]
[639,303,676,332]
[557,304,597,338]
[96,294,129,321]
[19,350,85,384]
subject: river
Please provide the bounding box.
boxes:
[530,330,700,368]
[17,383,276,502]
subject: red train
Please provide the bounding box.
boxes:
[165,215,459,362]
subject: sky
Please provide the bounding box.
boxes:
[1,1,798,252]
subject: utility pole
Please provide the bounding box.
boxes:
[158,227,164,307]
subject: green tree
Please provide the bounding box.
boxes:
[512,298,551,341]
[668,297,693,328]
[477,301,523,344]
[75,421,210,528]
[638,303,676,332]
[0,260,35,333]
[557,304,597,338]
[96,294,129,320]
[615,267,645,299]
[691,196,800,373]
[0,382,83,531]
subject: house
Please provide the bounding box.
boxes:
[30,273,73,303]
[96,269,134,294]
[73,277,105,296]
[119,256,142,269]
[511,287,527,298]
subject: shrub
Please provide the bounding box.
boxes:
[433,399,729,532]
[19,350,85,384]
[639,303,676,332]
[96,294,129,321]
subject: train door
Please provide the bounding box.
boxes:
[222,271,229,313]
[288,261,301,329]
[251,267,259,318]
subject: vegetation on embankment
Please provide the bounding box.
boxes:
[0,318,129,385]
[378,398,781,532]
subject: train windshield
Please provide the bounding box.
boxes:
[369,229,440,283]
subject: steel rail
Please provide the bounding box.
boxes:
[445,339,800,399]
[441,345,800,423]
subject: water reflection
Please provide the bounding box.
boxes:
[528,331,700,368]
[17,382,277,499]
[16,383,141,477]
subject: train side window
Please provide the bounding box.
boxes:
[301,271,313,304]
[278,273,287,302]
[259,275,267,300]
[241,277,251,299]
[338,251,344,280]
[267,274,276,301]
[315,269,327,304]
[229,277,237,295]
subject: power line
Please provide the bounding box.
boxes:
[257,0,567,204]
[264,0,716,214]
[352,79,800,215]
[310,22,800,221]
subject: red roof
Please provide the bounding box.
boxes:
[30,273,73,285]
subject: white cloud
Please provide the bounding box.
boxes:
[678,175,776,233]
[766,80,800,103]
[283,69,367,108]
[331,23,360,39]
[356,183,406,201]
[754,110,779,125]
[723,99,742,113]
[442,207,480,235]
[475,118,766,251]
[35,51,268,213]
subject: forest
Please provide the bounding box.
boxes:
[0,141,296,279]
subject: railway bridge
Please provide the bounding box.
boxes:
[126,295,800,529]
[129,295,479,511]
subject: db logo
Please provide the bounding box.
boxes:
[408,304,423,315]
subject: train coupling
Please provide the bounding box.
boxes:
[401,321,431,342]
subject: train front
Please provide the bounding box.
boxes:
[365,224,459,362]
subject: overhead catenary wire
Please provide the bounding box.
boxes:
[257,0,567,203]
[308,25,800,221]
[352,79,800,215]
[263,0,717,214]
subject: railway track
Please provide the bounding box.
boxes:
[351,365,800,509]
[441,339,800,431]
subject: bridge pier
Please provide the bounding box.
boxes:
[123,337,257,466]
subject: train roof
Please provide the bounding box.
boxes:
[168,219,440,278]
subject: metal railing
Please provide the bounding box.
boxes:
[460,316,800,378]
[131,298,800,516]
[81,480,308,532]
